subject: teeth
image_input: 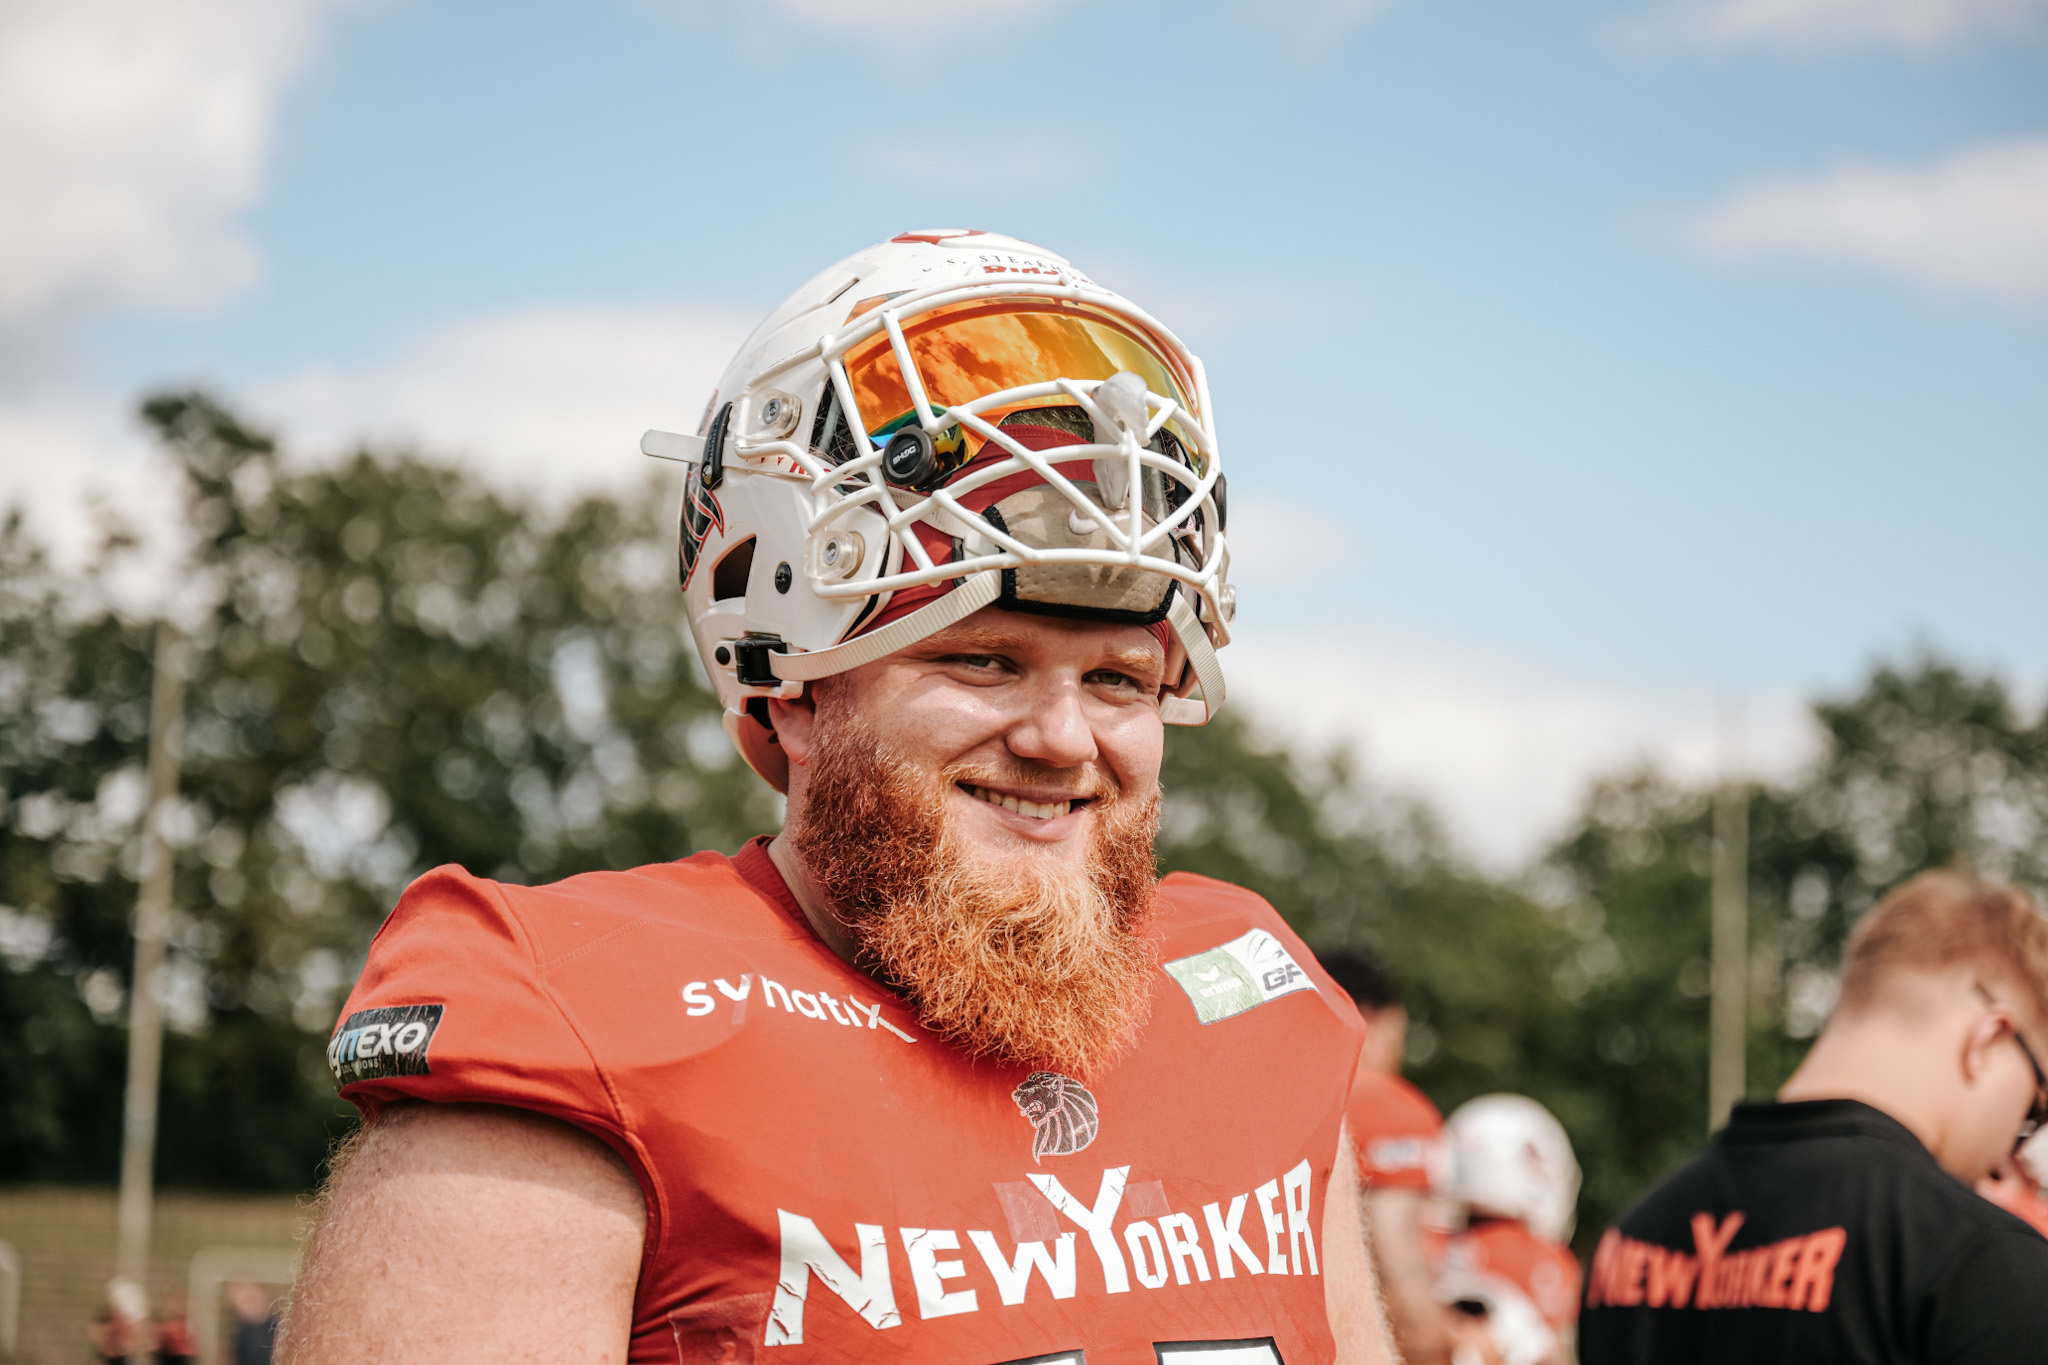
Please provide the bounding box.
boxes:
[967,785,1072,820]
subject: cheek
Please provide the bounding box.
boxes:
[1096,709,1165,793]
[850,670,1011,766]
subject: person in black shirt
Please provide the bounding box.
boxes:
[1581,870,2048,1364]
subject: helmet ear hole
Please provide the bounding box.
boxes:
[808,382,861,468]
[711,536,756,602]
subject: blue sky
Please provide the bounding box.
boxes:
[4,0,2044,861]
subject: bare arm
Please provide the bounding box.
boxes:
[1324,1121,1400,1365]
[1368,1186,1455,1365]
[280,1103,645,1364]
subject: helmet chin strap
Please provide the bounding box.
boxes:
[767,571,1001,682]
[1161,592,1225,726]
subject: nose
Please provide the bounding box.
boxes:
[1002,674,1098,770]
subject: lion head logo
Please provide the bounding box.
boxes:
[1011,1071,1099,1162]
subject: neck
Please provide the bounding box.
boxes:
[1779,1012,1947,1161]
[766,836,866,967]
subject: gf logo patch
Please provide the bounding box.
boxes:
[1163,930,1318,1025]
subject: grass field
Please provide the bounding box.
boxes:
[0,1188,303,1365]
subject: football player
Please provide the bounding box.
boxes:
[282,232,1393,1364]
[1323,950,1457,1365]
[1435,1095,1582,1365]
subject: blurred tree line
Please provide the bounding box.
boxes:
[3,394,2044,1254]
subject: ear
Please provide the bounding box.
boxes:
[767,689,820,768]
[1961,1009,2008,1088]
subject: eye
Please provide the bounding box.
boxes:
[1084,668,1144,691]
[938,653,1014,678]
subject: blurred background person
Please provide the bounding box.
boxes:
[152,1290,198,1365]
[1436,1095,1583,1365]
[227,1282,278,1365]
[1976,1127,2048,1239]
[89,1277,147,1365]
[1581,871,2048,1363]
[1326,948,1457,1365]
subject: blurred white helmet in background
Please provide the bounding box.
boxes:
[1445,1093,1582,1243]
[2016,1125,2048,1187]
[1439,1278,1557,1365]
[645,229,1233,790]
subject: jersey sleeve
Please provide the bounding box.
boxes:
[1347,1070,1445,1192]
[327,864,620,1142]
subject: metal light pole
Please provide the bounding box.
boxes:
[1708,702,1749,1135]
[117,623,188,1288]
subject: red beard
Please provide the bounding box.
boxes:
[786,697,1160,1077]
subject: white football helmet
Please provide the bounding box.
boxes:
[1440,1277,1557,1365]
[2016,1126,2048,1188]
[644,230,1231,789]
[1445,1094,1582,1244]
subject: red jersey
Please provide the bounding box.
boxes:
[1345,1069,1445,1193]
[330,839,1366,1364]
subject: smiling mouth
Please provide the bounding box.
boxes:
[961,784,1089,821]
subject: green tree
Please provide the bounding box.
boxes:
[1536,657,2048,1248]
[0,392,776,1186]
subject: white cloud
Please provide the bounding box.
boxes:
[254,302,754,495]
[687,0,1396,49]
[1225,623,1821,871]
[659,0,1085,48]
[1225,495,1352,584]
[1683,138,2048,310]
[1628,0,2048,49]
[0,396,166,548]
[759,0,1076,33]
[1,301,749,589]
[0,0,347,352]
[0,394,225,627]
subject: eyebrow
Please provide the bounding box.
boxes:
[921,628,1165,676]
[1094,645,1168,678]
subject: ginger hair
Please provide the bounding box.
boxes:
[1838,870,2048,1032]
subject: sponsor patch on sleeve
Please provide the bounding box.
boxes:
[327,1003,444,1088]
[1163,929,1317,1025]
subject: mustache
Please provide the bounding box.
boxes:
[942,759,1122,805]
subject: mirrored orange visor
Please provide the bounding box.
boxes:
[841,298,1203,462]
